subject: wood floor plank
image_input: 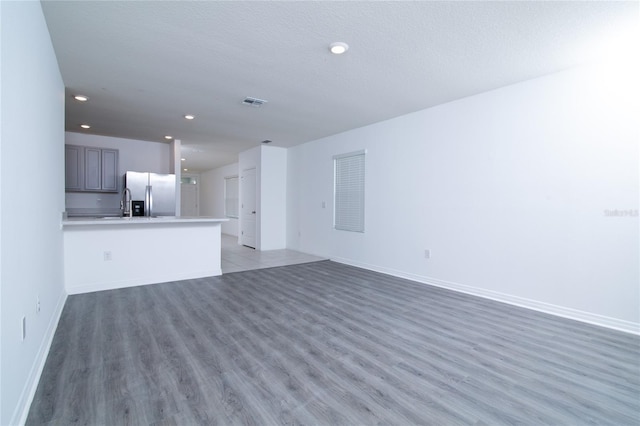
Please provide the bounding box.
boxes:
[27,261,640,425]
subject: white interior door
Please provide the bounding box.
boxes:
[241,167,257,248]
[181,183,198,216]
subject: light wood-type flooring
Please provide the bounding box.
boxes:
[27,261,640,425]
[221,234,325,273]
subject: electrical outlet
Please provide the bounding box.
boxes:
[424,249,431,259]
[321,201,326,209]
[104,251,112,261]
[36,295,41,314]
[22,316,26,341]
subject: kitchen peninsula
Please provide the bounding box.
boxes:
[63,216,228,294]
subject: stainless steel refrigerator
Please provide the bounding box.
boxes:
[124,171,176,216]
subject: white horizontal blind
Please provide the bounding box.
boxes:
[334,150,365,232]
[224,176,239,218]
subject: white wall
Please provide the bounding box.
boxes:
[200,163,239,236]
[65,132,171,213]
[169,139,182,216]
[287,62,639,333]
[1,2,67,424]
[239,146,287,250]
[260,146,287,250]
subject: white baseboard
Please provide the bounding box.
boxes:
[13,291,68,426]
[331,256,640,336]
[66,269,223,295]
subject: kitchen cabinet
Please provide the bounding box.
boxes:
[100,149,119,191]
[84,147,101,190]
[65,145,84,190]
[65,144,119,192]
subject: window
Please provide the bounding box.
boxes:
[224,176,239,218]
[334,150,366,232]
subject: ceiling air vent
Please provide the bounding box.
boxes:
[242,97,268,107]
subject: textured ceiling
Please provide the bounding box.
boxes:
[41,1,639,172]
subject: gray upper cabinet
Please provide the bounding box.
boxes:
[65,145,84,190]
[101,149,118,191]
[84,147,102,190]
[65,144,119,193]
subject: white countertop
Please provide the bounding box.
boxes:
[63,216,228,227]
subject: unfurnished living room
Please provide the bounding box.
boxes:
[1,1,639,425]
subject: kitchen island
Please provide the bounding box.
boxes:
[63,216,228,294]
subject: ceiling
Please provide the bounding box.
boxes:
[41,1,639,172]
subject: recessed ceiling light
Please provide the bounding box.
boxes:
[164,135,173,140]
[181,158,186,161]
[74,95,89,102]
[329,42,349,55]
[184,114,195,120]
[80,124,91,129]
[183,168,188,171]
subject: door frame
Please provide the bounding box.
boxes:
[180,173,200,216]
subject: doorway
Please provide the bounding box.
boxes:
[180,175,199,216]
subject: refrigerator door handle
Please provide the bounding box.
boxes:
[146,185,152,217]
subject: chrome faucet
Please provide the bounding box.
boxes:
[121,188,132,217]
